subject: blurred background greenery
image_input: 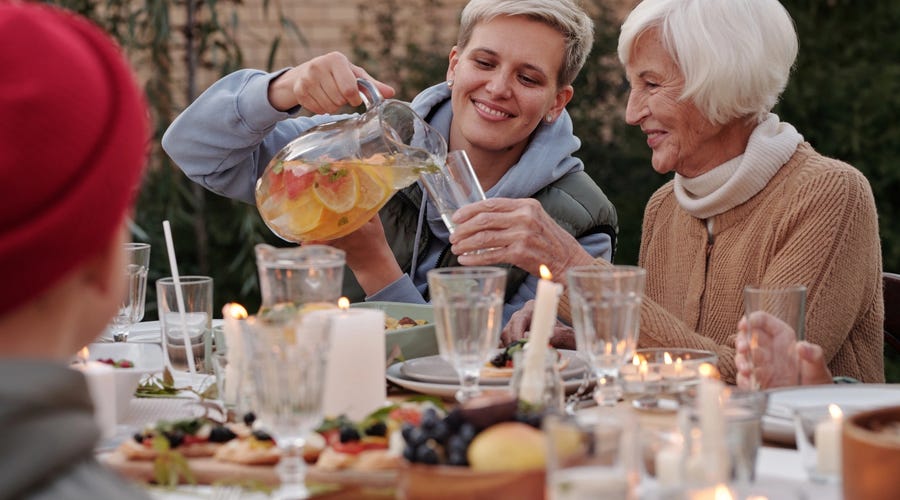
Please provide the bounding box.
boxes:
[44,0,898,380]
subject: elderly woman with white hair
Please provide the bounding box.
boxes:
[471,0,884,384]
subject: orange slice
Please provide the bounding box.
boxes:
[312,165,358,213]
[356,164,390,210]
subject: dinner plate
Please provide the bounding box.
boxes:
[762,384,900,445]
[97,319,225,343]
[386,362,589,399]
[399,350,587,386]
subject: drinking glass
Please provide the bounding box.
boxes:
[545,412,636,500]
[567,265,646,406]
[419,149,486,234]
[427,266,506,403]
[243,313,330,499]
[156,276,213,376]
[109,242,150,342]
[742,284,806,389]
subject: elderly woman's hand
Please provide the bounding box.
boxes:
[736,311,832,389]
[268,52,395,114]
[501,300,577,350]
[448,198,595,280]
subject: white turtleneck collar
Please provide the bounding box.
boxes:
[673,113,803,219]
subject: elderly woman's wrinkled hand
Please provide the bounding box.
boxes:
[448,197,594,279]
[501,300,577,350]
[736,311,836,389]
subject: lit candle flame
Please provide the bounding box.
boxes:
[632,354,641,366]
[338,297,350,310]
[828,404,843,420]
[699,362,719,379]
[639,360,649,381]
[674,357,683,375]
[224,302,248,319]
[539,264,552,281]
[663,351,673,364]
[78,347,89,363]
[714,484,734,500]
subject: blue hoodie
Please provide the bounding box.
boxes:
[163,69,612,323]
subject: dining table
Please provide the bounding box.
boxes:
[94,322,859,499]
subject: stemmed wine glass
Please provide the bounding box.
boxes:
[427,267,506,403]
[109,242,150,342]
[243,313,330,499]
[567,265,646,406]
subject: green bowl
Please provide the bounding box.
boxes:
[351,301,438,361]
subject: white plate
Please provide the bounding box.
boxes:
[97,319,224,343]
[399,350,588,385]
[386,362,589,399]
[763,384,900,445]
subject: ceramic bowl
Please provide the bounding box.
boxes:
[842,405,900,500]
[351,301,437,360]
[87,342,164,419]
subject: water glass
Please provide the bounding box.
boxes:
[793,404,843,484]
[157,275,213,375]
[545,412,636,500]
[109,242,150,342]
[419,149,485,234]
[680,388,769,486]
[743,284,806,389]
[243,313,330,499]
[427,266,506,403]
[567,265,646,406]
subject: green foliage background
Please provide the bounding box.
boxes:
[43,0,898,378]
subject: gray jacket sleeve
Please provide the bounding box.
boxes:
[161,68,347,205]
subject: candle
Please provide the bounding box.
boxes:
[815,404,843,475]
[221,303,248,408]
[72,348,117,438]
[519,265,562,404]
[320,298,386,420]
[655,443,683,487]
[697,363,728,484]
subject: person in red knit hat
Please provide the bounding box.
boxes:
[0,3,152,498]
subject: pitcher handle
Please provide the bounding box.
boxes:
[357,78,384,109]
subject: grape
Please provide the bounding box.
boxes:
[416,443,440,465]
[339,425,361,443]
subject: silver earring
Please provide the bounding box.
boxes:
[447,79,454,88]
[545,114,553,123]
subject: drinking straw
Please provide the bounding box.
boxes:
[162,220,197,374]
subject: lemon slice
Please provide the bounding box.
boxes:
[282,191,324,236]
[312,166,358,213]
[356,164,391,210]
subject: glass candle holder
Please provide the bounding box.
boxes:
[621,348,718,411]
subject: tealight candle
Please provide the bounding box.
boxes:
[815,404,843,475]
[320,298,386,421]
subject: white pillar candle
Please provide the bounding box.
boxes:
[697,363,729,484]
[519,265,562,404]
[815,404,843,475]
[318,304,386,421]
[72,360,117,438]
[221,303,248,407]
[655,444,683,487]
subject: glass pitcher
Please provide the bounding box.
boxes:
[255,79,447,243]
[255,244,346,315]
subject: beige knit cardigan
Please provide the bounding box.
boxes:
[559,143,884,384]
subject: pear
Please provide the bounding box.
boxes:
[467,422,546,471]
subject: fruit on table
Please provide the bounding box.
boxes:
[466,421,546,472]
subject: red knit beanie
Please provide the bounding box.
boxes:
[0,3,150,316]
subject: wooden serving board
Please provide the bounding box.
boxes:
[99,451,398,488]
